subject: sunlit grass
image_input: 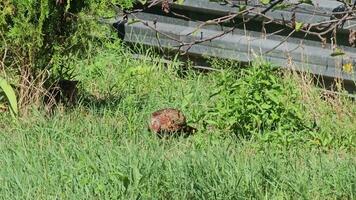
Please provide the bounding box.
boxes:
[0,47,355,199]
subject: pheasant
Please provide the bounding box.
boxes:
[149,108,196,137]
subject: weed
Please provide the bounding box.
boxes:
[206,60,310,139]
[0,36,355,199]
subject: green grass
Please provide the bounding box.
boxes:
[0,46,355,199]
[1,119,355,199]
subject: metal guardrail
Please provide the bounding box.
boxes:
[170,0,356,32]
[121,0,356,88]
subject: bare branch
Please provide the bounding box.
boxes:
[118,0,356,56]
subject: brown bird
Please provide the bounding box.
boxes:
[149,108,197,137]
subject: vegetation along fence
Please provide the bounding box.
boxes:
[105,0,356,90]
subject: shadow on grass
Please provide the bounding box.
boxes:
[78,92,124,110]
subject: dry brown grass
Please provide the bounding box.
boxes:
[17,66,48,116]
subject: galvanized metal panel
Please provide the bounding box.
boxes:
[171,0,356,31]
[124,16,356,82]
[119,0,356,88]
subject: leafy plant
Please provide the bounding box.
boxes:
[0,77,18,117]
[206,61,309,138]
[0,0,135,111]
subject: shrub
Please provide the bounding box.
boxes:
[0,0,134,112]
[206,61,311,138]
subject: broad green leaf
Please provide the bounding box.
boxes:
[0,77,18,117]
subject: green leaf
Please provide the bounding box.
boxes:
[260,0,271,5]
[0,78,18,117]
[298,0,314,5]
[295,22,303,32]
[138,0,147,5]
[175,0,185,5]
[273,3,292,10]
[261,103,272,109]
[239,5,247,12]
[330,48,345,57]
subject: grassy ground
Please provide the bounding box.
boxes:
[0,46,355,199]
